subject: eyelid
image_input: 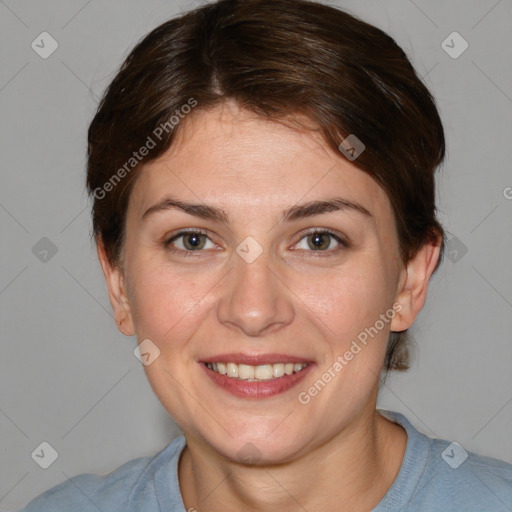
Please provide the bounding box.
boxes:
[290,228,349,251]
[164,228,219,255]
[166,227,210,239]
[164,227,349,255]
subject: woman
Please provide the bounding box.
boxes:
[19,0,512,510]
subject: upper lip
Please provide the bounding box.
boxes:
[200,353,314,365]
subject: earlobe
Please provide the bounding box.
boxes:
[97,239,135,336]
[391,239,441,332]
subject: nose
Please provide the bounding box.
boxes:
[216,248,295,337]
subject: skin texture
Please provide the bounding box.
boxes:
[98,100,440,511]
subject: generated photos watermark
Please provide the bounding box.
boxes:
[93,97,198,200]
[298,301,403,405]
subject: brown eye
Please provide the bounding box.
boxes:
[294,230,347,253]
[307,232,331,250]
[182,233,207,250]
[166,231,215,253]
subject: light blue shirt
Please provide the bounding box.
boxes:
[18,410,512,511]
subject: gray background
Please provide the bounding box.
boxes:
[1,0,511,509]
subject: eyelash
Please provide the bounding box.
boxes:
[164,228,349,257]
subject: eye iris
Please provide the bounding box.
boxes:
[308,233,330,250]
[184,233,205,250]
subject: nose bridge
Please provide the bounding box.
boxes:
[216,242,294,336]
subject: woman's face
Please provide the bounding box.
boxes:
[107,101,410,463]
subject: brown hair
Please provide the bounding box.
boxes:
[87,0,445,371]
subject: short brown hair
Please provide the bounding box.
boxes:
[87,0,446,371]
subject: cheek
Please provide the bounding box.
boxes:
[300,259,393,344]
[127,262,213,346]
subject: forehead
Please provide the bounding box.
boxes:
[128,102,392,225]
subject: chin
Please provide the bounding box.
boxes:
[202,425,311,466]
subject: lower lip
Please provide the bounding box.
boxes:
[200,362,314,399]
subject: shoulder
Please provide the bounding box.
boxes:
[377,410,512,511]
[423,436,512,509]
[18,435,187,512]
[18,457,149,511]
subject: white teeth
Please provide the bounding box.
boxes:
[273,363,285,378]
[238,364,255,380]
[226,362,238,378]
[206,361,308,380]
[255,364,274,380]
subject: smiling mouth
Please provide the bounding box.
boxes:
[204,362,309,381]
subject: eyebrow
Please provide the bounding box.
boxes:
[141,196,372,224]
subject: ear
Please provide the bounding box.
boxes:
[97,238,135,336]
[391,237,441,332]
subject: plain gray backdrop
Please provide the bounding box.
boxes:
[1,0,511,509]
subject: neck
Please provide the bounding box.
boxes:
[178,408,407,512]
